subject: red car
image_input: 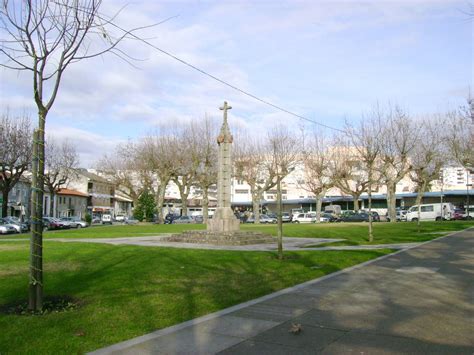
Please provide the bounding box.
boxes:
[452,209,466,220]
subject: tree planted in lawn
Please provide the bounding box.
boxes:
[0,0,152,311]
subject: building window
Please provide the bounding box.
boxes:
[235,189,249,194]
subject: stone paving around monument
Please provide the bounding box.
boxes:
[89,228,474,355]
[47,235,419,251]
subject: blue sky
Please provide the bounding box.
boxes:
[0,0,472,166]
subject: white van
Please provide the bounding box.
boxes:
[406,203,454,222]
[101,214,113,225]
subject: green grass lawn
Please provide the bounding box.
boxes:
[4,220,472,246]
[0,241,392,353]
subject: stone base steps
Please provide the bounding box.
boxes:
[164,230,276,246]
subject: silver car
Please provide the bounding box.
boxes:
[0,221,17,234]
[172,216,195,224]
[60,217,88,228]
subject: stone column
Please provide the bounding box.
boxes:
[207,101,240,232]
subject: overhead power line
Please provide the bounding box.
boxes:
[91,8,346,133]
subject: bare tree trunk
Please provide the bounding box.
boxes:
[177,186,190,216]
[156,186,167,224]
[277,177,283,260]
[386,182,397,222]
[29,128,43,311]
[353,197,360,211]
[252,192,261,224]
[202,188,209,224]
[315,195,323,223]
[415,184,426,232]
[49,192,55,217]
[1,189,8,217]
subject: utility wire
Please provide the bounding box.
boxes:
[92,8,346,133]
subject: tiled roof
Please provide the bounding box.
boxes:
[57,188,88,197]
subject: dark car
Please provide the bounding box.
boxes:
[367,211,380,222]
[322,213,341,222]
[164,214,180,224]
[341,211,370,222]
[42,217,70,231]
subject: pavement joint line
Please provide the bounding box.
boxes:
[88,227,472,355]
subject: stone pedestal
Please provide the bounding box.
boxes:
[207,207,240,232]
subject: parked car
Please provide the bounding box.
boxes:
[1,217,29,233]
[341,211,370,222]
[60,217,88,228]
[42,217,70,231]
[101,214,113,225]
[115,214,126,222]
[282,212,292,223]
[164,214,180,224]
[386,209,407,222]
[0,220,17,234]
[322,213,341,222]
[172,216,195,224]
[92,216,101,224]
[193,215,204,223]
[361,211,380,222]
[406,203,454,222]
[124,218,139,225]
[245,214,277,224]
[293,213,317,223]
[452,209,466,220]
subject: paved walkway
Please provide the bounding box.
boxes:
[48,236,419,251]
[89,228,474,354]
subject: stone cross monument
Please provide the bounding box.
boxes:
[207,101,240,232]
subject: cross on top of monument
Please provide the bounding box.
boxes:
[217,101,233,144]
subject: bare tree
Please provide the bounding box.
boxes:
[409,116,446,229]
[329,143,369,212]
[140,133,176,223]
[1,0,153,310]
[171,124,202,216]
[98,141,148,208]
[267,125,300,260]
[378,105,418,223]
[344,109,383,242]
[300,131,333,223]
[234,135,276,224]
[44,138,79,217]
[446,107,474,169]
[0,112,31,217]
[192,116,218,223]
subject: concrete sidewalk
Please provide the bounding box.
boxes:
[90,228,474,355]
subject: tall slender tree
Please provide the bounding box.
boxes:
[344,108,383,242]
[300,131,333,223]
[0,0,152,311]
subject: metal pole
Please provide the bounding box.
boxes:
[467,169,470,218]
[277,175,283,260]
